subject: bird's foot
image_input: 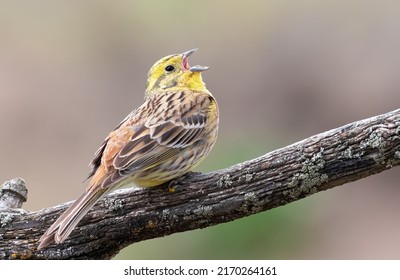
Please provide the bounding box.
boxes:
[167,171,202,193]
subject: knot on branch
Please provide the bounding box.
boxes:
[0,178,28,209]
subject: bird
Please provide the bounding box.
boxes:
[37,49,219,250]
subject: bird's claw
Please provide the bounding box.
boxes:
[167,171,202,193]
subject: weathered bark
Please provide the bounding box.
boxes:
[1,108,399,259]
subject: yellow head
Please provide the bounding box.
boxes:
[145,49,209,95]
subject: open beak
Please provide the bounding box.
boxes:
[182,49,209,72]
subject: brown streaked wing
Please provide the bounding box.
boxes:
[85,110,136,181]
[108,91,211,183]
[115,134,159,168]
[104,145,181,187]
[150,121,204,147]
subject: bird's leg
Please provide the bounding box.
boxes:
[166,171,202,193]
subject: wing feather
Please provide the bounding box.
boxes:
[90,90,212,188]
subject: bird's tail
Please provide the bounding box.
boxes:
[37,186,109,250]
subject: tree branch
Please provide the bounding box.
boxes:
[1,108,399,259]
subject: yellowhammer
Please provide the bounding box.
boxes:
[38,49,219,249]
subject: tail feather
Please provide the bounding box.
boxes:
[37,186,108,250]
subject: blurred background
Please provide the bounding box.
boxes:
[1,0,399,259]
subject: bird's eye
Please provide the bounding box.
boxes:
[165,65,175,72]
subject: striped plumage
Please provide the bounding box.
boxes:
[38,49,219,249]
